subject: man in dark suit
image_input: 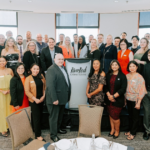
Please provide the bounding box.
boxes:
[46,53,71,142]
[40,38,62,73]
[56,34,65,46]
[97,33,105,50]
[72,34,78,58]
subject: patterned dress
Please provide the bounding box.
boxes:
[107,75,122,120]
[88,74,106,106]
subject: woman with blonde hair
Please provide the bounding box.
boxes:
[60,36,74,57]
[134,37,149,73]
[59,36,74,65]
[1,37,21,72]
[23,41,40,73]
[87,39,101,60]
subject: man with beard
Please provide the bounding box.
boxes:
[0,34,5,56]
[23,31,36,49]
[16,35,24,61]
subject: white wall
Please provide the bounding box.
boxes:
[99,13,139,42]
[18,12,55,39]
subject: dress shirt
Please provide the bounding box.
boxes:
[36,42,48,53]
[59,66,69,86]
[49,47,55,64]
[74,43,78,58]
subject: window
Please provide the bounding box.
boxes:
[139,12,150,39]
[56,13,99,43]
[56,29,76,42]
[0,11,18,39]
[78,13,99,28]
[56,13,76,28]
[78,28,98,43]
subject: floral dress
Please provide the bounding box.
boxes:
[88,74,106,106]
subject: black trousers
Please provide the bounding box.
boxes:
[127,100,140,135]
[29,101,44,138]
[47,104,65,138]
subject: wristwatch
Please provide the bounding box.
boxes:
[113,95,116,99]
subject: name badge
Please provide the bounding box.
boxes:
[124,55,127,56]
[132,80,136,82]
[0,76,4,78]
[30,81,34,83]
[118,78,120,80]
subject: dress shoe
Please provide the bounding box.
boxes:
[51,136,60,142]
[113,134,119,139]
[108,133,114,137]
[58,129,67,134]
[143,132,149,140]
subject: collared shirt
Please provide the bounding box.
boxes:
[49,47,55,64]
[74,43,78,58]
[59,66,69,86]
[99,43,102,48]
[36,42,48,53]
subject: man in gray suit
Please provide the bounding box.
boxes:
[46,53,71,142]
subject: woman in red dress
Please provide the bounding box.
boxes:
[10,63,29,112]
[117,39,133,75]
[105,60,127,139]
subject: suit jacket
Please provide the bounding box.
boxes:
[23,51,39,72]
[104,71,127,107]
[46,63,71,105]
[40,46,62,72]
[10,76,26,106]
[23,39,36,49]
[99,43,105,51]
[72,42,74,47]
[24,75,46,103]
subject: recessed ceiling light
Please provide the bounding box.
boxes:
[115,0,119,2]
[28,0,32,2]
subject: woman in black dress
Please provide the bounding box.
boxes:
[23,41,40,73]
[86,59,106,106]
[87,39,101,60]
[1,37,21,72]
[105,60,127,139]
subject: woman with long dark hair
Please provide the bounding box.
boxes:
[10,63,29,112]
[125,61,147,140]
[77,35,88,58]
[105,60,127,139]
[24,63,46,142]
[86,59,106,106]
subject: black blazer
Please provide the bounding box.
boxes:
[23,51,39,72]
[87,49,101,60]
[99,43,105,50]
[72,42,74,47]
[10,77,26,107]
[40,46,62,72]
[46,63,71,105]
[104,71,127,107]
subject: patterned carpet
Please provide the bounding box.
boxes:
[0,130,150,150]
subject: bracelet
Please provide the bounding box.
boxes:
[113,95,116,99]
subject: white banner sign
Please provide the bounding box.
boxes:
[65,59,91,108]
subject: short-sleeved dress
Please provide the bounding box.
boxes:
[88,74,106,106]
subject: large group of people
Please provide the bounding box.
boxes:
[0,30,150,143]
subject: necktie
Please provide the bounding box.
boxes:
[20,46,23,61]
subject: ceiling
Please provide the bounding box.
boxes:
[0,0,150,14]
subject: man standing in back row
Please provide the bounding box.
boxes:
[46,53,71,142]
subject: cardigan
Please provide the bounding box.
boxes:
[24,75,46,103]
[104,71,127,107]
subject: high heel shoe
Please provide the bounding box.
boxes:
[108,132,114,137]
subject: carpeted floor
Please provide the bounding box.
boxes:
[0,130,150,150]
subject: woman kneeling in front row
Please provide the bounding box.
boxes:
[105,60,127,139]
